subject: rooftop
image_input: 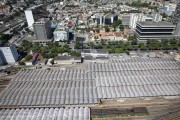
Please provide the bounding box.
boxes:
[26,4,43,11]
[105,13,117,18]
[34,18,50,24]
[54,56,81,60]
[80,49,109,54]
[0,107,90,120]
[137,21,176,27]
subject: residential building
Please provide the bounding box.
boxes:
[175,20,180,37]
[119,5,138,12]
[80,49,109,58]
[96,15,104,25]
[83,56,109,63]
[0,44,19,64]
[92,13,118,26]
[33,19,53,41]
[173,2,180,24]
[130,13,162,30]
[121,14,131,26]
[54,56,81,64]
[130,13,144,30]
[135,21,176,41]
[104,13,118,25]
[152,13,163,22]
[159,3,177,16]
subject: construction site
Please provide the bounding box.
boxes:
[0,56,180,119]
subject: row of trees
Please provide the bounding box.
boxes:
[75,38,180,54]
[18,40,80,59]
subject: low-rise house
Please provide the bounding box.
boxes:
[80,49,109,58]
[54,56,81,64]
[83,56,109,63]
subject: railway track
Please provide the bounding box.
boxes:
[91,107,149,118]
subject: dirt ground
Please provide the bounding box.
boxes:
[0,78,11,93]
[0,67,21,93]
[91,97,180,120]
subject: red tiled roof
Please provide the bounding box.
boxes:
[114,32,121,37]
[67,23,74,27]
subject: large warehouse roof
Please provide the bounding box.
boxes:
[0,57,179,106]
[0,107,90,120]
[0,80,98,106]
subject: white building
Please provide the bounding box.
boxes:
[130,13,144,30]
[166,4,177,12]
[24,4,43,29]
[130,13,162,30]
[152,13,163,22]
[53,25,68,42]
[0,44,19,64]
[54,30,68,42]
[81,49,109,58]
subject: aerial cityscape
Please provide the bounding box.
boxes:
[0,0,180,119]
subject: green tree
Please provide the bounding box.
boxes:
[131,40,137,45]
[96,29,100,33]
[70,51,81,57]
[0,34,12,43]
[171,44,179,50]
[50,59,54,65]
[25,55,33,61]
[75,42,81,49]
[104,26,110,32]
[139,43,146,50]
[119,25,124,31]
[18,61,25,65]
[41,47,46,57]
[161,39,169,44]
[162,44,171,50]
[128,36,137,41]
[112,20,122,29]
[170,39,177,44]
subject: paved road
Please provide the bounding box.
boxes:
[3,20,26,34]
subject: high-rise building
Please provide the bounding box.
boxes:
[104,13,118,25]
[0,53,5,65]
[130,13,144,30]
[24,5,46,29]
[130,13,162,30]
[172,2,180,24]
[0,44,19,64]
[135,21,176,41]
[122,14,131,26]
[96,16,104,25]
[175,20,180,37]
[33,19,53,41]
[152,13,163,22]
